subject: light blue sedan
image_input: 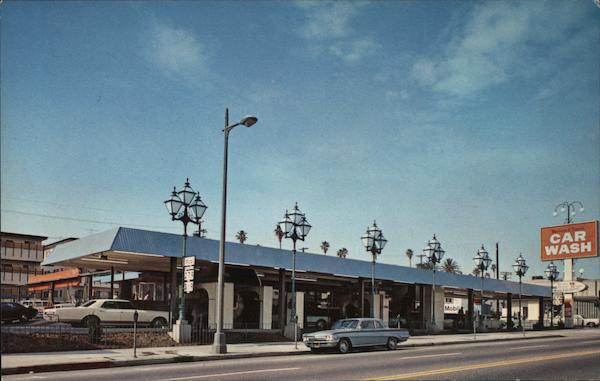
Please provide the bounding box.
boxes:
[302,318,410,354]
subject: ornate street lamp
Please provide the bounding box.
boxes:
[473,244,492,328]
[544,261,559,328]
[164,179,207,329]
[361,221,387,318]
[423,234,445,331]
[553,201,584,224]
[512,254,529,333]
[279,203,311,349]
[213,109,258,354]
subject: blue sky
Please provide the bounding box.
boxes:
[2,0,599,279]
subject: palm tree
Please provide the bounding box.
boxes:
[320,241,330,255]
[490,263,497,278]
[442,258,460,273]
[472,267,481,277]
[337,248,348,258]
[405,249,414,267]
[274,225,284,249]
[236,230,248,244]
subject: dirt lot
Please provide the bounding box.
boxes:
[1,331,177,353]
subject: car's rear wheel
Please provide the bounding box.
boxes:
[338,338,351,354]
[82,315,100,328]
[386,337,397,350]
[151,317,168,328]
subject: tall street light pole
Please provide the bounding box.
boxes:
[545,261,559,328]
[213,109,258,354]
[513,254,529,335]
[473,245,491,332]
[164,179,207,331]
[361,221,387,318]
[279,203,311,349]
[423,234,445,332]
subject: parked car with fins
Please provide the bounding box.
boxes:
[302,318,410,354]
[43,299,169,328]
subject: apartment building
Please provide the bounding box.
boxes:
[1,232,47,301]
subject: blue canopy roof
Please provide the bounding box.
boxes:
[43,227,550,297]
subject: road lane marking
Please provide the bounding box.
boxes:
[397,352,461,360]
[580,340,600,344]
[158,367,300,380]
[509,344,549,350]
[364,349,600,381]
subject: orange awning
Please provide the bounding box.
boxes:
[28,268,80,284]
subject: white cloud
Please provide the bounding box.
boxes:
[146,22,206,76]
[410,1,588,97]
[297,1,365,39]
[295,1,376,63]
[329,38,378,63]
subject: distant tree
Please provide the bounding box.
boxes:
[472,268,481,277]
[274,225,284,249]
[405,249,414,268]
[490,263,497,277]
[320,241,330,255]
[416,262,434,270]
[337,248,348,258]
[236,230,248,244]
[442,258,460,273]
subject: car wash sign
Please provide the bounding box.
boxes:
[541,221,598,261]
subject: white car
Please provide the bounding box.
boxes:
[574,314,599,327]
[43,299,169,328]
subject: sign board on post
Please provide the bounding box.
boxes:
[540,221,598,261]
[183,256,195,294]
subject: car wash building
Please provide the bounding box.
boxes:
[42,227,551,339]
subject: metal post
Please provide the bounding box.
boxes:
[292,239,297,349]
[432,268,436,330]
[371,252,376,318]
[550,277,554,328]
[179,224,187,323]
[110,267,114,299]
[480,271,484,331]
[519,275,524,335]
[213,109,230,354]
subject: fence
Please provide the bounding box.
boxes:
[190,322,289,345]
[1,323,172,353]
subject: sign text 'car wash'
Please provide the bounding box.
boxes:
[540,221,598,261]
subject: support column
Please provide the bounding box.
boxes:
[87,275,93,300]
[110,267,115,299]
[296,291,304,329]
[564,258,574,328]
[467,289,474,329]
[538,296,544,328]
[260,286,273,329]
[360,277,365,317]
[278,269,286,333]
[507,293,513,329]
[49,282,55,307]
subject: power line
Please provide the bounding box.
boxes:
[1,209,175,230]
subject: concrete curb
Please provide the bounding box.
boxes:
[0,334,565,375]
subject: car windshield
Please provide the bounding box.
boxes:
[332,319,359,329]
[81,300,96,307]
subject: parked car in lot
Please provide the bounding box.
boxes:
[43,299,169,328]
[19,299,48,316]
[1,302,38,323]
[302,318,410,354]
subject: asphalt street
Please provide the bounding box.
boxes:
[3,331,600,381]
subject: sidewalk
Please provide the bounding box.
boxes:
[1,330,568,375]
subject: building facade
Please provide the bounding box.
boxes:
[1,232,47,301]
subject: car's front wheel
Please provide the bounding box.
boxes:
[338,338,351,354]
[82,315,100,328]
[151,317,168,328]
[386,337,397,350]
